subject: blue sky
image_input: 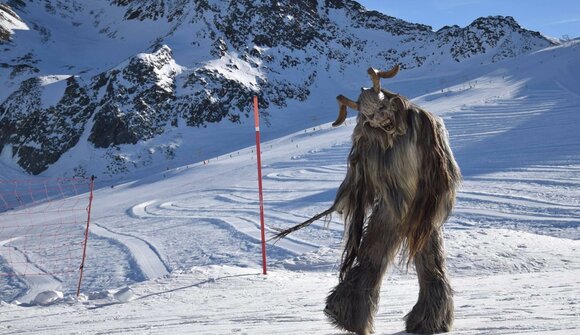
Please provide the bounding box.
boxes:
[358,0,580,39]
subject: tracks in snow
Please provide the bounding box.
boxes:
[7,82,576,298]
[89,222,170,280]
[88,85,580,287]
[0,238,62,303]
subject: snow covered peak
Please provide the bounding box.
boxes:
[0,1,557,177]
[470,15,521,30]
[435,15,551,63]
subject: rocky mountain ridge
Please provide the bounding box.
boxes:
[0,0,554,176]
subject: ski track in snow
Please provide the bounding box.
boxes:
[1,43,580,333]
[0,238,62,304]
[89,222,170,280]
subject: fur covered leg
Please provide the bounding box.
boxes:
[405,228,454,334]
[325,203,402,335]
[325,263,381,334]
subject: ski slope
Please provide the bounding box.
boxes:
[0,42,579,334]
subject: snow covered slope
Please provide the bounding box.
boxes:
[0,39,578,334]
[0,0,554,177]
[0,2,27,40]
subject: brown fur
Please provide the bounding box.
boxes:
[334,89,461,267]
[273,66,461,334]
[329,95,460,334]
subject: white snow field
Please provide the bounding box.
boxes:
[0,41,579,334]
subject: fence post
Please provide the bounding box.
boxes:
[253,96,267,275]
[76,175,95,297]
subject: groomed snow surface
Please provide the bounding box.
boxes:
[1,42,579,334]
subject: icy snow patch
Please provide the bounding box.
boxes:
[33,290,63,306]
[113,286,135,303]
[0,6,29,34]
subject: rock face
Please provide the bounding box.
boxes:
[1,76,95,174]
[88,46,179,149]
[0,0,554,176]
[0,3,25,41]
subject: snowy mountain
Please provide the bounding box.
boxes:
[0,0,554,177]
[0,36,578,333]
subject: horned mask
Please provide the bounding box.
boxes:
[332,65,409,134]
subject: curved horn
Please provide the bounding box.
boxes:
[367,64,401,93]
[377,64,400,79]
[333,95,358,127]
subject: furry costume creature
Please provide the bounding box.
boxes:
[275,65,461,335]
